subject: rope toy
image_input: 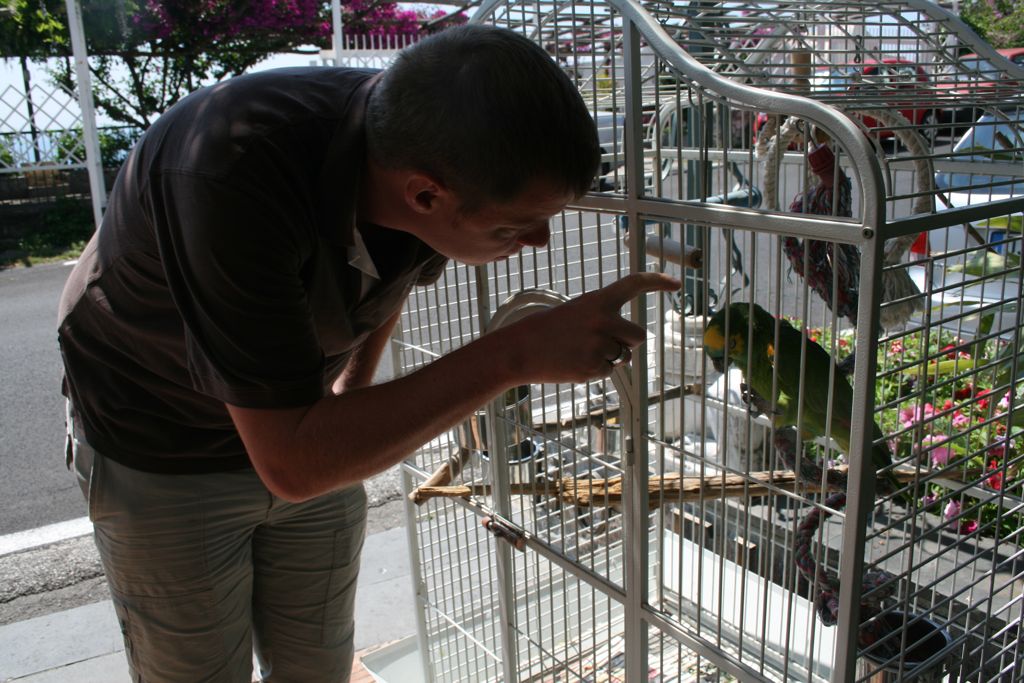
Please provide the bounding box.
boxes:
[773,428,899,649]
[784,137,861,325]
[757,110,931,330]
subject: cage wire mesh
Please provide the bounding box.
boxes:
[395,1,1024,681]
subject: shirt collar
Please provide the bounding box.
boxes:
[317,70,384,247]
[347,226,380,280]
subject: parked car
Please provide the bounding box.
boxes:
[936,47,1024,125]
[754,59,939,146]
[931,112,1024,255]
[593,111,626,191]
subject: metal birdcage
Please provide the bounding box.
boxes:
[392,2,1024,681]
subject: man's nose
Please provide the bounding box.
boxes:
[516,222,551,248]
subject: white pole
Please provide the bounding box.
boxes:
[64,0,106,229]
[331,0,344,64]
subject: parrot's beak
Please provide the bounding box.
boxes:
[709,353,727,373]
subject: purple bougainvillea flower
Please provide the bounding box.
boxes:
[943,499,961,521]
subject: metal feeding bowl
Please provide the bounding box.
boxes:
[453,384,534,462]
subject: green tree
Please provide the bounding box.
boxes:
[0,0,67,59]
[960,0,1024,49]
[1,1,467,129]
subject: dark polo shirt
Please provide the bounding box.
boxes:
[57,67,447,474]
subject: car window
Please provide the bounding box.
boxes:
[954,117,1024,161]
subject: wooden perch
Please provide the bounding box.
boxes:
[410,465,985,510]
[645,236,702,269]
[414,469,828,510]
[408,447,472,505]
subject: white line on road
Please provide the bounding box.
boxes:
[0,517,93,557]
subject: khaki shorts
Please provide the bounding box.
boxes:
[68,403,367,683]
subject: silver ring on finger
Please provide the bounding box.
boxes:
[609,344,630,367]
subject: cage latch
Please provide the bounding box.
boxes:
[482,515,527,552]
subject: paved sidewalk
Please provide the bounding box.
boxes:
[0,525,419,682]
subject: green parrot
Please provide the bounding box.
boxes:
[702,302,903,502]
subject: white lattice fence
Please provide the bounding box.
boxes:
[0,69,86,174]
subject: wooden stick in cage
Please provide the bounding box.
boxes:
[411,466,984,510]
[408,383,704,505]
[644,236,703,269]
[407,446,472,505]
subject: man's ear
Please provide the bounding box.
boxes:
[404,172,455,215]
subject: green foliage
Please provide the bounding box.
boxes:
[0,134,15,167]
[29,125,141,167]
[788,320,1022,542]
[14,196,94,257]
[0,0,67,58]
[960,0,1024,49]
[97,125,139,166]
[5,1,468,128]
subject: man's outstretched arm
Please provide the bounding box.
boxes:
[331,309,402,395]
[227,272,680,502]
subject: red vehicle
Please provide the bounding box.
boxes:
[849,59,936,138]
[755,58,938,144]
[939,47,1024,95]
[937,47,1024,124]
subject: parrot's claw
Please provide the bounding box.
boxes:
[740,383,778,416]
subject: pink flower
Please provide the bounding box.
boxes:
[958,519,979,534]
[888,339,905,356]
[998,391,1011,412]
[917,434,953,467]
[921,492,938,508]
[943,499,961,521]
[952,411,970,429]
[930,446,953,467]
[898,408,915,427]
[899,403,935,428]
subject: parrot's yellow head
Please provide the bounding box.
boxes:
[703,304,750,373]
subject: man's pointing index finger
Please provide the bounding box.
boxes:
[601,272,682,308]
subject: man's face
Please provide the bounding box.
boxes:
[423,181,573,265]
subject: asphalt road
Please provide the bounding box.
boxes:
[0,261,80,535]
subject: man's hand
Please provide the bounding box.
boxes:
[501,272,681,383]
[228,271,680,502]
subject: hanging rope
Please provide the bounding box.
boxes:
[784,140,861,325]
[858,108,935,331]
[773,428,900,650]
[757,112,931,330]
